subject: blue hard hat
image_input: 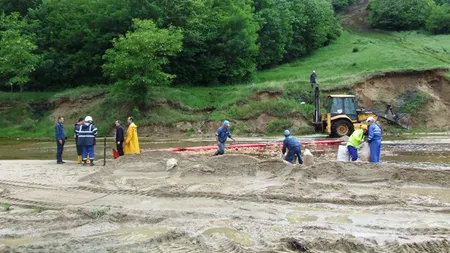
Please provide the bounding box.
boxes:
[284,130,290,136]
[223,120,230,126]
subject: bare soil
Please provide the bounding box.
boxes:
[1,137,450,253]
[353,70,450,130]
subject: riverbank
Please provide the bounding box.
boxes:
[0,135,450,252]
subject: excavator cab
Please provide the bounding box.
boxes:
[323,95,360,137]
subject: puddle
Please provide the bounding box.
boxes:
[325,215,353,224]
[203,227,254,246]
[287,212,318,224]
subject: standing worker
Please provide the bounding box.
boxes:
[115,120,125,156]
[281,130,303,164]
[214,120,235,156]
[346,125,368,161]
[310,70,317,88]
[74,118,84,164]
[124,116,140,154]
[77,116,98,166]
[55,116,66,164]
[366,117,382,163]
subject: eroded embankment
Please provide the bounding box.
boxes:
[352,70,450,130]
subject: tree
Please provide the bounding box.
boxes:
[254,0,293,69]
[141,0,259,85]
[286,0,340,60]
[0,13,41,92]
[0,0,42,16]
[426,3,450,34]
[369,0,434,30]
[28,0,133,90]
[103,19,183,105]
[331,0,357,12]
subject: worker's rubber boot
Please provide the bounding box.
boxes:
[86,156,91,164]
[90,159,94,166]
[77,155,82,164]
[82,160,87,166]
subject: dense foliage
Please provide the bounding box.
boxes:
[254,0,340,69]
[426,4,450,34]
[368,0,450,34]
[0,13,41,91]
[103,19,183,105]
[368,0,434,30]
[331,0,357,11]
[0,0,343,92]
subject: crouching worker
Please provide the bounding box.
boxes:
[282,130,303,164]
[77,116,98,166]
[346,124,368,161]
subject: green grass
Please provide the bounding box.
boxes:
[51,85,109,101]
[255,31,449,89]
[1,203,11,211]
[0,91,56,103]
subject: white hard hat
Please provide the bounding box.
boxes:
[366,116,374,122]
[85,116,93,122]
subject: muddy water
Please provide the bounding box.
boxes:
[2,135,449,169]
[0,136,334,160]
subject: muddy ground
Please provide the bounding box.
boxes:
[1,136,450,253]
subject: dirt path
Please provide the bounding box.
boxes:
[1,141,450,252]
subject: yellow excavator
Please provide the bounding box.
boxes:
[312,86,409,137]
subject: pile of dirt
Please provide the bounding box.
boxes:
[353,70,450,129]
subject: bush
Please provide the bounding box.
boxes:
[267,119,293,133]
[398,91,431,114]
[426,4,450,34]
[369,0,434,30]
[352,47,359,53]
[331,0,357,11]
[19,118,37,131]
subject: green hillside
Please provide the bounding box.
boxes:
[1,29,449,138]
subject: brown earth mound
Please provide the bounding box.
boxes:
[353,70,450,129]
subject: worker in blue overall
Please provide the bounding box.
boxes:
[282,130,303,164]
[214,120,235,155]
[366,117,382,163]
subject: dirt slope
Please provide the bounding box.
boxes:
[353,70,450,129]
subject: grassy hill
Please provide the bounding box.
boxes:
[1,30,449,138]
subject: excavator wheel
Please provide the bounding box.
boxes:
[331,119,354,137]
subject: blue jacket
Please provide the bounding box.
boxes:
[216,126,231,143]
[282,136,301,154]
[76,123,98,146]
[368,123,382,143]
[55,123,66,142]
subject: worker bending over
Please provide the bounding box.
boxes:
[366,117,382,163]
[282,130,303,164]
[214,120,235,155]
[346,124,368,161]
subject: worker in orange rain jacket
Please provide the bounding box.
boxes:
[124,116,140,154]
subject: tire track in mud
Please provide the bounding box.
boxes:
[385,239,450,253]
[358,225,450,236]
[0,179,401,209]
